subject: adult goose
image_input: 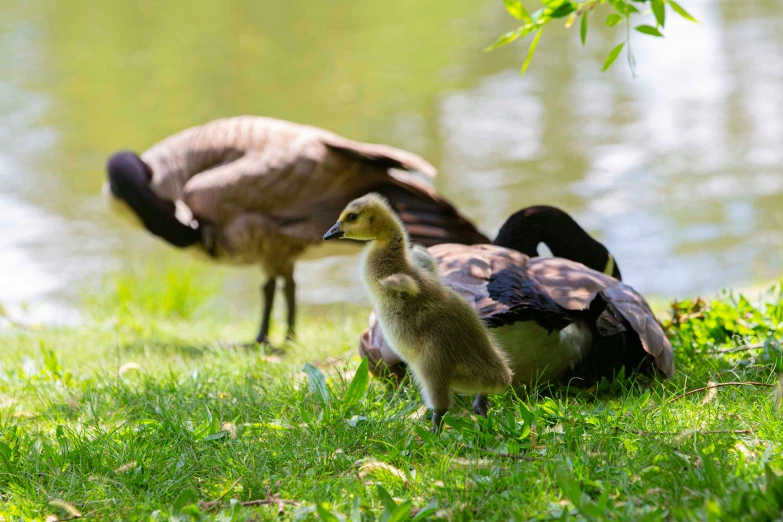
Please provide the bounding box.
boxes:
[105,116,488,344]
[359,207,674,387]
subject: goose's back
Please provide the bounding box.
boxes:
[140,116,439,226]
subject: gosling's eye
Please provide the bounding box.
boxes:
[346,213,358,223]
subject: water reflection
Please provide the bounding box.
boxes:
[0,0,781,320]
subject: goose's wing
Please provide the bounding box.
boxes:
[267,170,489,246]
[428,244,573,330]
[152,117,487,245]
[598,285,675,377]
[322,134,436,178]
[527,257,674,378]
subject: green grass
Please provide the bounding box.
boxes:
[1,268,782,521]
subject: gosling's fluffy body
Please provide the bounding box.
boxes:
[332,194,512,424]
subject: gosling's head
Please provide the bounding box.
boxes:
[323,193,399,242]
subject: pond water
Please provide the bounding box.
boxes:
[1,0,782,322]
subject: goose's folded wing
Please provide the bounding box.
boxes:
[526,257,674,378]
[256,171,490,246]
[599,285,675,378]
[429,244,572,330]
[322,135,437,178]
[525,256,619,310]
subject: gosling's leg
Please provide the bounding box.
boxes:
[426,385,452,434]
[283,275,296,341]
[256,277,277,345]
[432,408,448,433]
[472,394,489,418]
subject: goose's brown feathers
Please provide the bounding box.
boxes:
[140,116,487,258]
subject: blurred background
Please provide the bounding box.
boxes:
[1,0,781,323]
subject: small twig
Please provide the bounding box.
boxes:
[201,480,302,513]
[201,476,243,511]
[635,429,752,437]
[710,343,764,354]
[238,499,301,507]
[662,382,775,406]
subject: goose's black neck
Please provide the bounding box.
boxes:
[106,151,201,248]
[493,205,622,280]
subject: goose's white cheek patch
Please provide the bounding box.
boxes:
[536,241,554,258]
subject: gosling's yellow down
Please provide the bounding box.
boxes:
[324,193,512,431]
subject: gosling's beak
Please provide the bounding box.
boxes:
[323,221,345,241]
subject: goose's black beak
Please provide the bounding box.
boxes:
[323,221,345,241]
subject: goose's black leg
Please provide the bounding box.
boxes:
[256,278,277,345]
[283,275,296,341]
[106,151,200,247]
[472,394,489,418]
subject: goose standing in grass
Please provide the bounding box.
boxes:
[105,116,488,345]
[359,206,674,389]
[324,194,512,431]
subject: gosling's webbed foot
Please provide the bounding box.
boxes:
[431,408,448,434]
[472,394,489,418]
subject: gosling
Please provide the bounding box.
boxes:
[324,193,512,432]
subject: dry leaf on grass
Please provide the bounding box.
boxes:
[702,381,718,404]
[119,362,141,376]
[114,461,138,474]
[356,459,409,486]
[48,499,81,520]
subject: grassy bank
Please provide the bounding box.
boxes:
[1,269,782,521]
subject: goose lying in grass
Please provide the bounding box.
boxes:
[324,194,512,431]
[104,116,488,345]
[359,206,674,390]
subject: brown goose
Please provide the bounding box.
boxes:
[104,116,488,344]
[359,207,674,388]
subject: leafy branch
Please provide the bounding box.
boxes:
[488,0,699,75]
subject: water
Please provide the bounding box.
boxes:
[1,0,782,321]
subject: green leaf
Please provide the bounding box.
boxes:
[555,464,585,508]
[204,430,227,441]
[388,501,413,522]
[503,0,532,23]
[580,12,588,45]
[302,363,331,405]
[606,14,623,27]
[548,1,575,18]
[669,0,698,23]
[171,488,199,513]
[412,499,439,521]
[485,27,524,52]
[343,357,370,408]
[652,0,665,27]
[602,43,624,71]
[376,485,397,513]
[636,24,663,37]
[0,440,12,462]
[315,503,341,522]
[350,497,362,522]
[521,28,543,75]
